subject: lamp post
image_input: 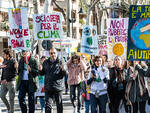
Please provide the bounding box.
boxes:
[78,0,83,14]
[69,0,76,39]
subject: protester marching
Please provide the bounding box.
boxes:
[1,1,150,113]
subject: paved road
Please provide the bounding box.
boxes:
[1,91,150,113]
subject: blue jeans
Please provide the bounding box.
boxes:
[85,100,90,113]
[18,80,35,113]
[40,97,45,110]
[90,93,108,113]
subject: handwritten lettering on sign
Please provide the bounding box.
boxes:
[127,5,150,61]
[107,18,128,60]
[8,8,31,50]
[33,14,63,40]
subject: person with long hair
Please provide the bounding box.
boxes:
[67,54,87,113]
[126,61,149,113]
[87,55,109,113]
[108,56,126,113]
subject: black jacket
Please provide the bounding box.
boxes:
[39,58,66,92]
[16,56,38,92]
[1,58,17,82]
[108,67,127,95]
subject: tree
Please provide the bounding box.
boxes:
[83,0,100,25]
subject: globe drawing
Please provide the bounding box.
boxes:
[131,18,150,50]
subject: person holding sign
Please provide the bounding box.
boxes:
[0,49,17,113]
[16,50,38,113]
[39,48,66,113]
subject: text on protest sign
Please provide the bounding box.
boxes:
[8,8,31,50]
[81,25,98,55]
[98,35,107,55]
[33,13,63,40]
[107,18,128,60]
[127,5,150,61]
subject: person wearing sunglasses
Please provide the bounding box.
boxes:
[39,47,66,113]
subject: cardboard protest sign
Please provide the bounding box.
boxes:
[33,13,63,40]
[98,35,107,55]
[107,18,128,60]
[127,5,150,61]
[35,76,45,97]
[8,8,31,50]
[81,25,98,55]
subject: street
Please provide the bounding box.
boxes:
[1,91,150,113]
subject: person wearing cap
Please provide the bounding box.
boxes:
[16,50,38,113]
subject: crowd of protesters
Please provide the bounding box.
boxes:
[1,48,150,113]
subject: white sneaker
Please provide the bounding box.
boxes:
[73,106,76,113]
[41,108,45,113]
[6,110,10,113]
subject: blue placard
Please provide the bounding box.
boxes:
[127,5,150,61]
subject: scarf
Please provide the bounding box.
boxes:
[24,55,31,64]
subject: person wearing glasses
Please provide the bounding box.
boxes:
[39,47,66,113]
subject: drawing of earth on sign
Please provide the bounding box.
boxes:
[131,18,150,49]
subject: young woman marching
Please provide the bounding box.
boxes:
[107,56,126,113]
[87,55,109,113]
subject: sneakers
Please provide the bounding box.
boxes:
[81,104,84,110]
[6,110,10,113]
[41,108,45,113]
[73,106,76,113]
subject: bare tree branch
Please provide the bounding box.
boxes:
[134,0,139,4]
[98,2,109,17]
[89,0,100,11]
[52,0,66,22]
[84,0,90,8]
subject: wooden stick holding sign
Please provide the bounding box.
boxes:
[60,39,65,71]
[140,24,150,33]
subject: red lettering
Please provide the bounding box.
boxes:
[35,16,40,23]
[10,29,13,35]
[53,23,59,30]
[47,23,51,30]
[15,34,23,38]
[11,39,24,48]
[11,39,16,48]
[41,23,45,30]
[24,29,28,36]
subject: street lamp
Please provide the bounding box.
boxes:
[69,0,76,39]
[78,0,83,14]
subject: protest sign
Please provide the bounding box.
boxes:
[8,8,31,50]
[35,76,45,97]
[127,5,150,61]
[81,25,98,55]
[98,35,107,55]
[107,18,128,60]
[33,13,63,40]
